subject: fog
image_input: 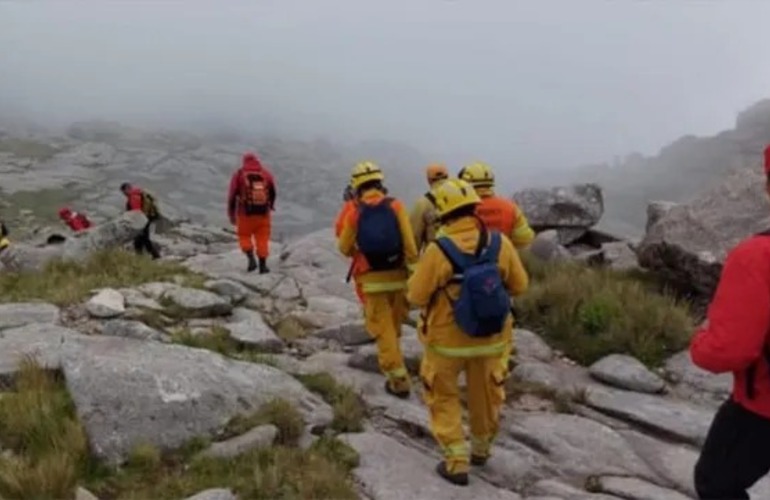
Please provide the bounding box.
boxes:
[3,0,770,179]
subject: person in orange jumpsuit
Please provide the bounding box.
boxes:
[334,183,365,304]
[227,152,277,273]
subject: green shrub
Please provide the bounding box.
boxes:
[516,253,693,367]
[297,373,366,433]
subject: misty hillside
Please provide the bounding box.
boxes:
[567,99,770,238]
[0,120,429,240]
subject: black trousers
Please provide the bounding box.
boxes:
[695,398,770,499]
[133,220,160,259]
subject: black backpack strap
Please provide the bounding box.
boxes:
[746,343,770,399]
[425,191,436,207]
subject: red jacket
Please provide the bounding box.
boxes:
[690,233,770,419]
[126,187,145,212]
[227,153,276,219]
[65,212,91,232]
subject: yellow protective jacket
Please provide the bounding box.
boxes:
[338,188,419,294]
[407,216,529,357]
[475,187,535,249]
[409,189,442,252]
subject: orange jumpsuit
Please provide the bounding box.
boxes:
[335,199,365,304]
[227,154,276,259]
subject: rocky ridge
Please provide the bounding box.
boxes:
[0,216,743,500]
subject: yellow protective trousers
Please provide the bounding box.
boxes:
[363,290,411,393]
[420,348,507,474]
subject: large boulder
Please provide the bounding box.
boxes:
[0,324,333,465]
[637,167,770,297]
[513,184,604,230]
[0,211,149,272]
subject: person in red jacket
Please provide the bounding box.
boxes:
[227,152,276,273]
[690,144,770,499]
[120,182,161,259]
[58,207,92,232]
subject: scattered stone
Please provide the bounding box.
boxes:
[513,184,604,230]
[528,230,572,262]
[85,288,126,318]
[589,354,666,394]
[584,386,714,446]
[505,412,658,481]
[162,286,233,318]
[512,362,562,390]
[348,326,422,374]
[515,329,554,363]
[223,308,284,352]
[43,330,333,465]
[314,321,371,346]
[183,489,237,500]
[342,431,522,500]
[199,424,278,459]
[529,479,616,499]
[119,288,164,310]
[0,302,60,330]
[601,241,638,271]
[204,279,250,304]
[75,486,101,500]
[664,350,731,405]
[591,475,691,500]
[0,323,67,380]
[101,319,165,341]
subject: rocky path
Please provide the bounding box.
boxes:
[0,224,756,499]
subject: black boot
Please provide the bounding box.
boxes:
[245,251,257,272]
[258,257,270,274]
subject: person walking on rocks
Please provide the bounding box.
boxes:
[335,182,365,304]
[227,152,277,273]
[338,161,418,398]
[120,182,161,259]
[407,178,528,486]
[409,163,449,253]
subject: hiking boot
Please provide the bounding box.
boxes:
[470,454,489,467]
[384,380,410,399]
[245,251,257,272]
[435,461,469,486]
[258,257,270,274]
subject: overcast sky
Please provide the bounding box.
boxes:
[2,0,770,173]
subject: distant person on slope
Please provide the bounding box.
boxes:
[58,207,92,233]
[120,182,161,259]
[338,161,418,398]
[335,182,365,304]
[458,161,535,250]
[0,220,9,253]
[690,144,770,499]
[409,163,449,253]
[227,152,276,273]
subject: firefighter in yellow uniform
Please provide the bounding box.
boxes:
[407,178,529,486]
[459,161,535,371]
[409,163,449,253]
[338,161,419,398]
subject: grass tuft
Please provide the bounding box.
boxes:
[0,249,206,306]
[296,373,366,433]
[516,252,693,367]
[170,326,280,366]
[224,399,305,447]
[0,360,358,499]
[273,316,309,341]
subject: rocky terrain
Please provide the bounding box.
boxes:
[0,120,428,241]
[566,98,770,238]
[0,206,739,500]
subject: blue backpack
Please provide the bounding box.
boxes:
[436,230,511,337]
[356,197,404,271]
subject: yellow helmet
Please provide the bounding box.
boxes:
[350,161,385,190]
[431,178,481,218]
[458,161,494,188]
